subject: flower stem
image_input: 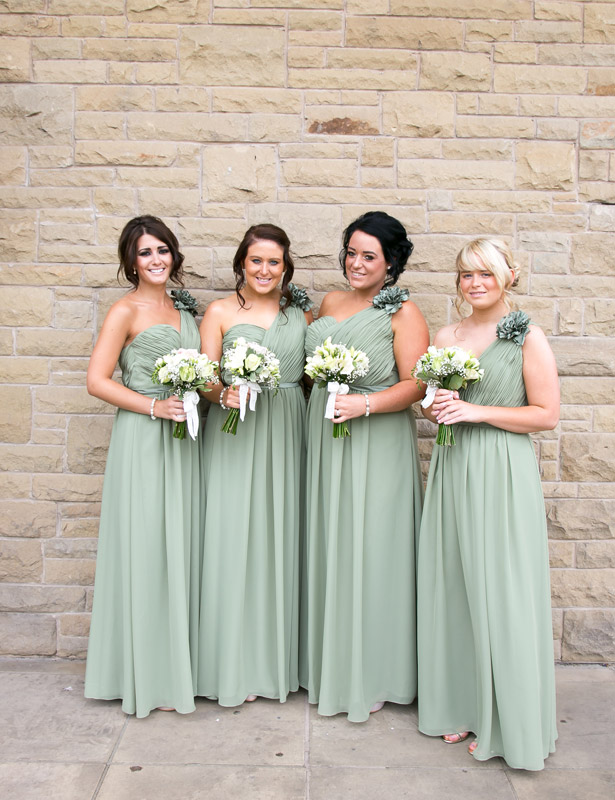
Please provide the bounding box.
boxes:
[436,422,455,446]
[221,408,239,435]
[173,421,187,440]
[333,421,350,438]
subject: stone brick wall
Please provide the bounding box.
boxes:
[0,1,614,662]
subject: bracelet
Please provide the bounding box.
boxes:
[364,394,370,417]
[150,398,157,420]
[219,387,229,411]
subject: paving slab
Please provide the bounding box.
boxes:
[114,694,306,767]
[97,765,305,800]
[309,701,501,769]
[508,769,615,800]
[0,763,104,800]
[0,671,125,763]
[309,766,516,800]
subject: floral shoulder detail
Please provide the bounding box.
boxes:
[170,289,199,317]
[496,310,531,346]
[372,286,410,315]
[283,283,314,311]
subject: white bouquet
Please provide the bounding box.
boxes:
[305,336,370,439]
[152,348,219,440]
[220,337,280,435]
[413,345,483,446]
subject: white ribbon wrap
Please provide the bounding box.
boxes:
[182,390,201,440]
[236,379,262,421]
[421,383,438,409]
[325,381,349,420]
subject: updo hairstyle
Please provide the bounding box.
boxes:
[455,237,519,315]
[339,211,414,287]
[117,215,184,289]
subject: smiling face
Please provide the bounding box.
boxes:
[134,233,174,286]
[243,239,285,297]
[458,265,504,310]
[345,230,388,294]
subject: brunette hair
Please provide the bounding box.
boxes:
[339,211,414,287]
[233,224,295,309]
[117,215,184,289]
[454,237,519,315]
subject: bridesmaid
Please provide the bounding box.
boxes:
[300,211,429,722]
[197,224,313,706]
[417,237,559,769]
[85,215,202,717]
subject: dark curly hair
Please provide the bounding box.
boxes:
[233,224,295,309]
[117,215,184,289]
[339,211,414,287]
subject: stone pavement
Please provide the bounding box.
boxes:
[0,660,613,800]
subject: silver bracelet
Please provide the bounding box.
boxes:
[364,393,370,417]
[219,387,229,411]
[150,398,157,420]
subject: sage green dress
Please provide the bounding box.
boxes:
[300,288,423,723]
[85,310,203,718]
[197,300,310,706]
[417,312,557,770]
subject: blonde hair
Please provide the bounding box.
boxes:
[454,237,519,315]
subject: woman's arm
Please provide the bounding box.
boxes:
[86,302,185,421]
[333,300,430,423]
[200,300,234,406]
[433,326,560,434]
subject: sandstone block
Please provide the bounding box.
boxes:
[33,475,103,503]
[92,188,137,216]
[537,118,578,141]
[581,121,615,150]
[127,0,207,22]
[327,47,415,71]
[562,610,615,662]
[180,25,285,87]
[0,500,56,538]
[75,141,177,167]
[551,569,615,608]
[579,182,615,205]
[306,104,380,136]
[453,190,550,213]
[288,67,414,91]
[249,203,342,266]
[546,498,614,540]
[282,158,357,187]
[360,168,395,189]
[0,445,63,474]
[0,287,54,327]
[560,377,615,406]
[561,433,615,482]
[0,357,48,385]
[0,386,32,445]
[587,67,615,97]
[0,613,56,656]
[346,16,463,49]
[212,88,300,114]
[465,21,512,42]
[388,0,532,18]
[361,138,394,167]
[515,20,581,43]
[456,115,534,139]
[429,212,514,235]
[420,52,491,91]
[383,92,454,138]
[56,634,89,658]
[494,43,536,63]
[214,9,286,25]
[0,38,31,82]
[0,539,42,582]
[0,474,31,500]
[557,299,582,335]
[76,85,153,112]
[550,337,614,377]
[442,140,513,161]
[59,613,91,638]
[177,218,246,248]
[17,331,93,358]
[0,585,86,613]
[33,59,108,83]
[62,518,100,538]
[0,210,37,261]
[202,145,277,203]
[570,233,615,275]
[516,142,575,191]
[46,558,97,586]
[45,539,98,559]
[594,406,615,433]
[548,541,574,568]
[0,146,26,185]
[248,114,303,143]
[399,159,514,190]
[590,205,615,233]
[493,64,586,93]
[579,151,610,181]
[128,112,248,142]
[535,1,581,22]
[137,188,200,217]
[584,3,615,44]
[576,542,615,570]
[585,299,615,336]
[67,416,113,474]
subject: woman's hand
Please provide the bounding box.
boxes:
[153,395,187,422]
[435,393,484,426]
[431,388,459,417]
[331,393,368,424]
[220,385,241,409]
